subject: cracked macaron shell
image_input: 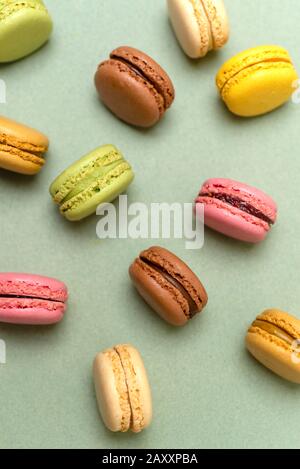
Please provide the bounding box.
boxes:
[0,115,49,175]
[167,0,229,59]
[0,273,68,325]
[95,46,175,127]
[246,309,300,383]
[49,145,134,222]
[196,178,277,243]
[0,0,53,63]
[216,45,298,116]
[129,246,208,326]
[93,344,152,433]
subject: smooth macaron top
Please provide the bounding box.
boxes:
[0,0,53,63]
[130,246,208,325]
[167,0,229,58]
[198,178,277,223]
[95,46,175,127]
[0,272,68,302]
[93,344,152,433]
[0,115,49,151]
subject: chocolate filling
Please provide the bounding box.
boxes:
[110,54,166,109]
[252,319,294,345]
[140,256,199,318]
[0,294,64,303]
[200,192,274,225]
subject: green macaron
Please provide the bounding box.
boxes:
[50,145,135,222]
[0,0,53,63]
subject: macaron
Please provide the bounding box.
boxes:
[93,344,152,433]
[167,0,229,59]
[94,46,175,127]
[0,0,53,63]
[0,115,49,175]
[246,309,300,383]
[0,273,68,325]
[195,178,277,243]
[129,246,208,326]
[216,45,298,116]
[50,144,134,222]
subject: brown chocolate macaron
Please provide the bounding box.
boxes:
[94,46,175,128]
[129,246,208,326]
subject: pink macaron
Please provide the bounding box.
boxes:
[195,178,277,243]
[0,273,68,325]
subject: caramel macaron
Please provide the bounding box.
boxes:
[129,246,208,326]
[0,116,49,175]
[246,309,300,383]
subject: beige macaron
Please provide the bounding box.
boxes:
[246,309,300,383]
[93,344,152,432]
[167,0,229,58]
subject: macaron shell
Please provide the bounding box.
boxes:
[222,62,298,117]
[95,60,162,127]
[129,258,189,326]
[115,345,152,433]
[0,148,43,174]
[0,273,68,302]
[0,298,66,325]
[216,45,292,91]
[0,2,53,62]
[167,0,211,58]
[196,199,269,243]
[93,350,131,432]
[0,115,49,149]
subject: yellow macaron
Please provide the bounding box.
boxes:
[216,45,298,117]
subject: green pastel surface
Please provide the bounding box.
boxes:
[0,0,52,62]
[0,0,300,450]
[50,145,134,221]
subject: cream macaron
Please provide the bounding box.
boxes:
[167,0,229,58]
[93,344,152,433]
[246,309,300,383]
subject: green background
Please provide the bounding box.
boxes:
[0,0,299,449]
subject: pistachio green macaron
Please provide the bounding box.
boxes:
[50,145,135,222]
[0,0,53,63]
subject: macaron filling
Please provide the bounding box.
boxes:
[109,53,167,111]
[139,255,199,318]
[199,192,274,225]
[251,319,295,346]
